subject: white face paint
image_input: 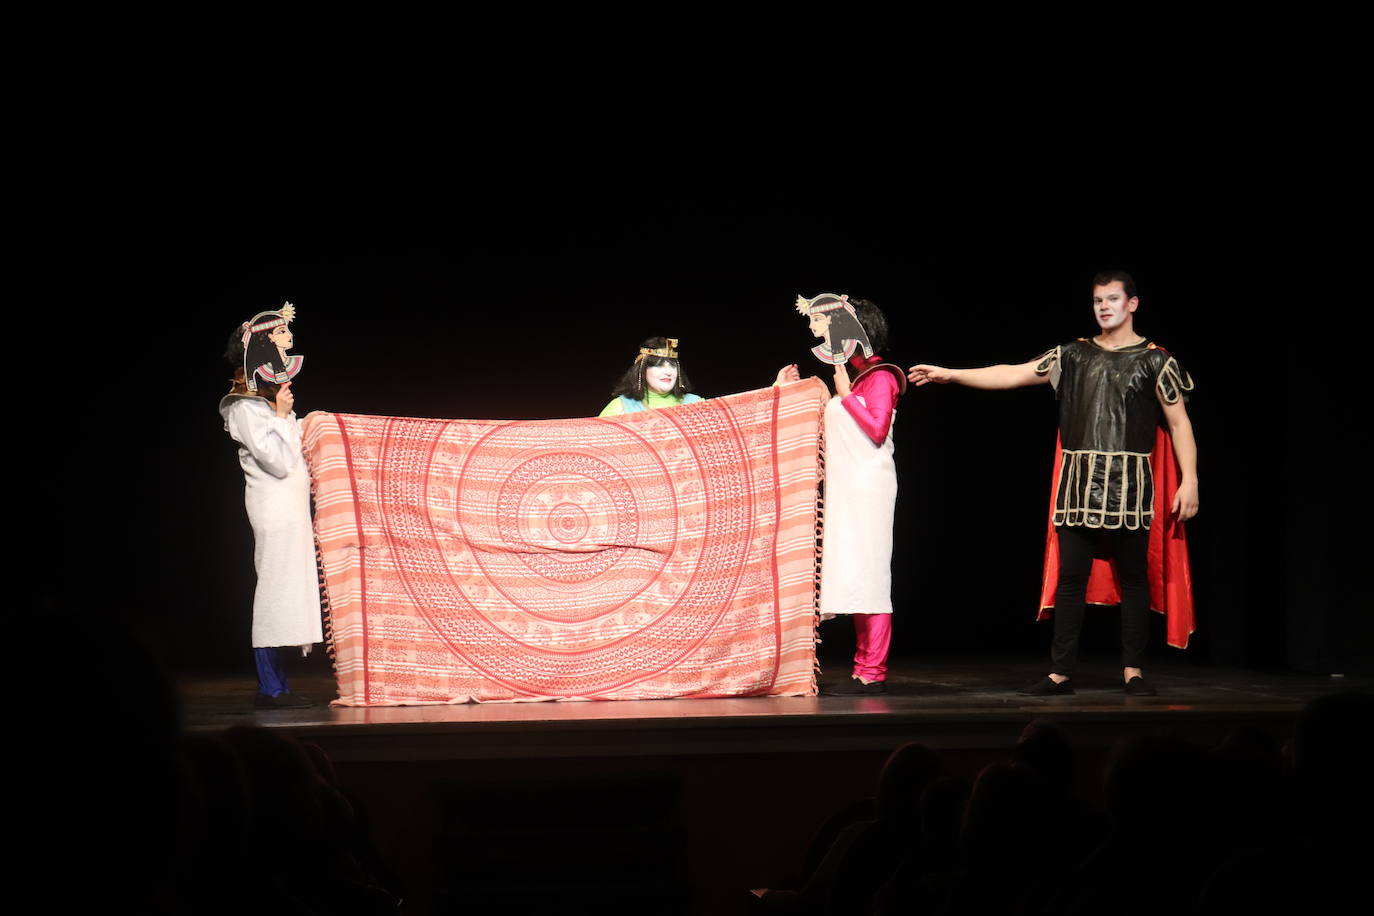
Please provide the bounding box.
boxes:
[1092,281,1138,332]
[645,362,679,395]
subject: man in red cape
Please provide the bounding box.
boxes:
[909,270,1199,695]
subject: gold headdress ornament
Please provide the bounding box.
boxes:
[635,338,680,362]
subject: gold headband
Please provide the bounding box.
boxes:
[635,338,679,361]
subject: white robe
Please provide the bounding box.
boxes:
[221,397,324,649]
[819,394,897,618]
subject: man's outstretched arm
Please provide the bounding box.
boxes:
[908,357,1050,389]
[1160,396,1200,521]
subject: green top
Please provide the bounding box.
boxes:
[599,391,703,417]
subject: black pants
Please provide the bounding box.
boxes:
[1051,526,1150,675]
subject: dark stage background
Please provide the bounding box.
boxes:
[43,12,1369,682]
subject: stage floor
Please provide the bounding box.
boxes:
[178,658,1366,760]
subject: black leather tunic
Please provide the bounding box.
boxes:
[1035,339,1192,530]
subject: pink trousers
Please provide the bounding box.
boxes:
[851,613,892,683]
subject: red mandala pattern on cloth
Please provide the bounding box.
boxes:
[304,380,828,705]
[484,447,657,592]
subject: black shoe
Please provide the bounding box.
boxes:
[1017,676,1075,696]
[1124,676,1157,696]
[823,678,887,696]
[254,691,314,709]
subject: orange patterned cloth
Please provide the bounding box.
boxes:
[304,380,827,705]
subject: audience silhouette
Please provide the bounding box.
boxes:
[753,696,1373,915]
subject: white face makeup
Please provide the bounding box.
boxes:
[1092,281,1138,332]
[645,362,679,395]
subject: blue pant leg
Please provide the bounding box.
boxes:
[254,647,289,697]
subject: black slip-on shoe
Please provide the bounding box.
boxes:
[1124,676,1157,696]
[1017,677,1075,696]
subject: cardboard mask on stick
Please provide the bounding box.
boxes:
[795,293,872,365]
[240,302,304,391]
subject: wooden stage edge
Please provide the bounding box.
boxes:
[177,658,1370,762]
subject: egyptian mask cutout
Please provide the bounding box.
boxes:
[240,302,304,391]
[795,293,872,365]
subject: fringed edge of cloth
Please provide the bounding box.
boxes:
[304,439,340,677]
[316,537,337,666]
[810,417,826,690]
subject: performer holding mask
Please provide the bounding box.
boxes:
[219,302,322,708]
[797,294,906,695]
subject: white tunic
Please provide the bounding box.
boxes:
[819,395,897,618]
[220,396,324,649]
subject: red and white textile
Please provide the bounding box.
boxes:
[303,380,827,705]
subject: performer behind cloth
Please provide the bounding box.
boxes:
[908,270,1199,696]
[599,337,705,416]
[219,302,323,708]
[797,294,907,695]
[598,336,800,416]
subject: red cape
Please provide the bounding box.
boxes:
[1037,428,1195,649]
